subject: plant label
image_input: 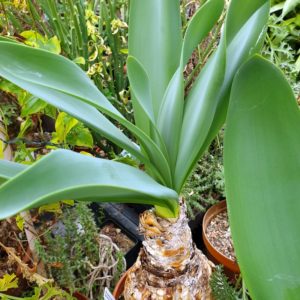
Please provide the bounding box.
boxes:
[104,287,115,300]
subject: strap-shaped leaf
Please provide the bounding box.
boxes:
[157,0,224,173]
[200,0,270,157]
[126,56,172,168]
[126,56,155,123]
[157,68,184,172]
[181,0,224,66]
[225,56,300,299]
[0,160,26,185]
[0,42,172,186]
[175,38,226,191]
[0,36,18,43]
[0,43,119,116]
[175,0,270,192]
[128,0,182,120]
[0,150,179,220]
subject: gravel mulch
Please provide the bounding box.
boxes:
[206,211,237,262]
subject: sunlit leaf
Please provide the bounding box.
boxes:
[0,274,18,292]
[16,214,25,231]
[73,56,86,65]
[21,95,47,117]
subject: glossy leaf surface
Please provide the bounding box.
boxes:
[0,160,26,185]
[181,0,224,66]
[128,0,182,120]
[157,0,224,173]
[0,150,179,220]
[175,0,270,191]
[225,56,300,299]
[0,42,172,185]
[157,68,184,172]
[201,0,270,152]
[126,56,155,123]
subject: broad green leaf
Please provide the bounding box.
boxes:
[126,56,155,123]
[129,0,182,120]
[224,56,300,299]
[157,68,184,172]
[126,56,173,169]
[175,39,226,191]
[0,36,18,43]
[0,160,27,185]
[0,42,172,185]
[0,72,142,165]
[202,0,270,146]
[181,0,224,66]
[175,0,270,192]
[0,150,179,219]
[0,42,120,116]
[156,0,224,174]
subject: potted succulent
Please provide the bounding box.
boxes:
[1,0,297,299]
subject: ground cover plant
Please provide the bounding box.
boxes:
[0,0,300,299]
[183,132,225,218]
[35,202,125,299]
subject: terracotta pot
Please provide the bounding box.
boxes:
[113,270,128,299]
[202,200,240,279]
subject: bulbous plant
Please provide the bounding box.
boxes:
[0,0,289,298]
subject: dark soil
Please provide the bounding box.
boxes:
[206,211,237,262]
[100,223,135,254]
[0,219,30,296]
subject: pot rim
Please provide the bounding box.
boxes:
[202,200,240,273]
[113,269,129,299]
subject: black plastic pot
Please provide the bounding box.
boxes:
[92,203,208,252]
[99,218,141,269]
[188,211,206,251]
[91,203,144,241]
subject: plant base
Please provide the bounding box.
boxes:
[121,200,213,299]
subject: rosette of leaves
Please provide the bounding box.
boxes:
[1,0,300,298]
